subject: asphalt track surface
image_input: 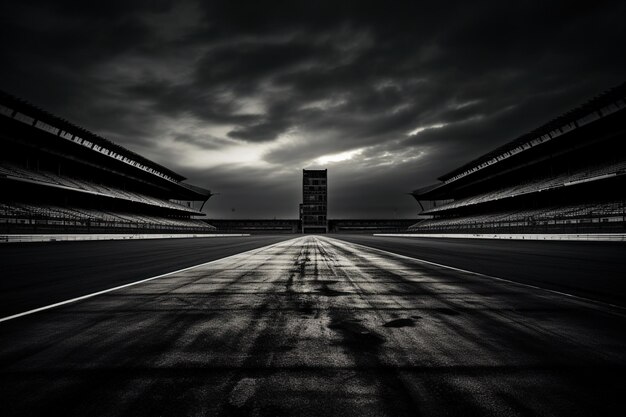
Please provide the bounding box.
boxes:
[1,235,625,416]
[333,234,626,307]
[0,235,294,317]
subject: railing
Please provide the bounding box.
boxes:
[409,211,626,233]
[0,215,215,234]
[0,203,214,232]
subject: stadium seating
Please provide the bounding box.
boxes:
[407,84,626,235]
[0,163,200,214]
[0,202,213,232]
[409,201,626,232]
[424,160,626,214]
[1,90,216,235]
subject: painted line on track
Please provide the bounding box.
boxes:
[0,237,299,324]
[323,236,626,313]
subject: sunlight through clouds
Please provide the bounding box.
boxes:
[407,123,446,136]
[314,148,364,165]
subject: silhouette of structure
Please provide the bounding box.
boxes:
[300,169,328,233]
[409,83,626,234]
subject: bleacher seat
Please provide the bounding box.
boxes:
[0,201,215,232]
[424,160,626,214]
[409,200,626,232]
[0,162,200,214]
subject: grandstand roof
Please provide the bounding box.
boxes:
[437,82,626,184]
[411,183,442,196]
[0,90,186,182]
[178,182,213,198]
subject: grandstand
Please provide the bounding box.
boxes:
[0,90,216,234]
[408,83,626,235]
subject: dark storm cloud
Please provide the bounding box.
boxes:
[1,0,625,217]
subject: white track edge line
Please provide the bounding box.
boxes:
[323,236,626,312]
[0,237,299,323]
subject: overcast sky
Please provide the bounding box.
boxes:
[1,1,624,218]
